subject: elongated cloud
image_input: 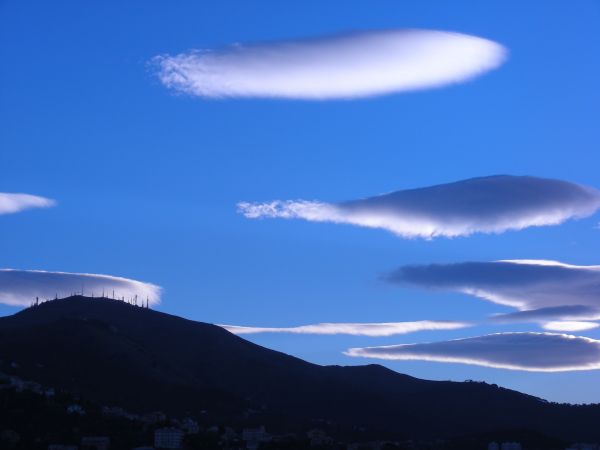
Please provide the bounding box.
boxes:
[153,29,506,100]
[239,176,600,239]
[0,270,161,307]
[390,259,600,311]
[0,193,55,215]
[221,320,469,337]
[389,259,600,330]
[491,305,600,323]
[346,333,600,372]
[491,307,600,332]
[541,321,599,332]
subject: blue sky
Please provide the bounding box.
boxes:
[2,0,600,402]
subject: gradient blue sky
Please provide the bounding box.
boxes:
[2,0,600,403]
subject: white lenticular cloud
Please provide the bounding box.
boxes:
[491,305,600,323]
[389,259,600,328]
[345,333,600,372]
[153,29,506,100]
[0,270,162,307]
[239,176,600,239]
[542,321,600,332]
[220,320,469,337]
[0,193,55,215]
[389,259,600,312]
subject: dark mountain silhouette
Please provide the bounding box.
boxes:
[1,296,599,441]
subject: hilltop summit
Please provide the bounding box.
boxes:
[1,296,600,440]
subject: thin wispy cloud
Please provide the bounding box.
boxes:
[239,176,600,239]
[152,29,506,100]
[346,332,600,372]
[0,193,55,215]
[221,320,470,337]
[0,270,161,307]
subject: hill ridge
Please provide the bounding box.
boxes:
[1,295,599,441]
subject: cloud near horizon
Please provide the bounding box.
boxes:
[346,332,600,372]
[153,29,506,100]
[239,176,600,239]
[220,320,470,337]
[0,270,162,307]
[388,259,600,329]
[0,193,55,215]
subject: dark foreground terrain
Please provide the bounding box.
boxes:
[0,296,596,448]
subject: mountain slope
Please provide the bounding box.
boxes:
[1,296,599,440]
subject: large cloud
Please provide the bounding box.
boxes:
[0,193,55,215]
[152,29,506,100]
[221,320,469,337]
[388,259,600,330]
[389,259,600,311]
[346,332,600,372]
[0,270,161,307]
[239,176,600,239]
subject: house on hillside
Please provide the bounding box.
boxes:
[242,426,271,449]
[307,429,333,447]
[175,417,199,434]
[154,427,184,449]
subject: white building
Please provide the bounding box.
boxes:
[242,426,271,449]
[154,428,184,449]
